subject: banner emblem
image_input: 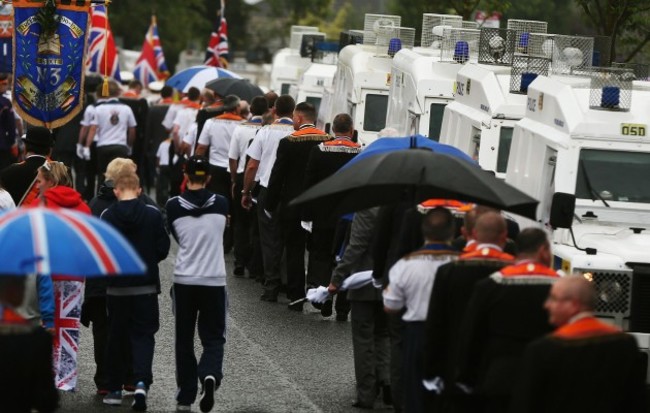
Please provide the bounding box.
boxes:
[12,0,91,128]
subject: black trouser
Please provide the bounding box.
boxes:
[84,142,98,199]
[257,187,284,293]
[96,144,129,186]
[208,164,233,251]
[306,223,336,288]
[389,312,405,412]
[404,321,426,413]
[80,296,109,390]
[156,165,171,207]
[350,300,390,406]
[106,293,159,391]
[281,209,307,301]
[173,284,227,405]
[232,174,251,269]
[247,199,264,278]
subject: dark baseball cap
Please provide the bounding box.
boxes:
[184,155,210,177]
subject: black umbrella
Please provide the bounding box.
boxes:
[205,78,265,102]
[290,149,539,219]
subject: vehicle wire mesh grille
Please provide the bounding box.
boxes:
[509,55,550,94]
[589,271,632,316]
[589,67,634,112]
[478,28,516,66]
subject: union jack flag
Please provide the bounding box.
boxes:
[86,5,121,82]
[52,277,84,391]
[204,9,229,68]
[133,15,169,86]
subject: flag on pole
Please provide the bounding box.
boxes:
[204,1,229,68]
[86,5,121,82]
[133,15,169,86]
[52,277,84,391]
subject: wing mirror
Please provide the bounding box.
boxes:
[549,192,576,229]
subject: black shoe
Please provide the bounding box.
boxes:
[287,301,304,312]
[351,400,373,409]
[382,385,392,405]
[233,266,245,277]
[260,292,278,302]
[199,375,218,412]
[335,313,348,322]
[321,300,333,317]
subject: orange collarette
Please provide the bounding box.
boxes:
[292,127,327,136]
[553,316,620,339]
[460,247,514,262]
[323,138,360,148]
[216,113,244,121]
[500,262,559,277]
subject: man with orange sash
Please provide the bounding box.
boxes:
[265,102,330,310]
[384,207,459,413]
[510,275,646,413]
[303,113,360,318]
[454,228,558,413]
[422,211,514,411]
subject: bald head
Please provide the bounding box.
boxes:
[545,275,597,326]
[461,209,478,241]
[421,207,455,243]
[473,211,507,246]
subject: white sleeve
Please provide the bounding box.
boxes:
[156,143,165,158]
[383,261,406,310]
[80,106,94,126]
[228,128,242,160]
[182,123,197,146]
[197,120,212,146]
[161,104,178,130]
[246,131,263,161]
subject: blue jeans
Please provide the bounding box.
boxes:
[173,284,227,405]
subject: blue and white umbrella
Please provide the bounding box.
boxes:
[166,65,241,93]
[0,207,146,277]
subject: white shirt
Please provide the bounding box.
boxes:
[228,117,263,174]
[182,122,198,156]
[246,118,294,187]
[161,102,183,131]
[198,115,243,168]
[383,247,456,322]
[173,106,198,145]
[156,140,172,166]
[90,99,137,147]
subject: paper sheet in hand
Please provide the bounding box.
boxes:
[341,270,373,290]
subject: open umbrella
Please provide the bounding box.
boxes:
[205,78,265,101]
[0,207,146,277]
[291,149,539,219]
[347,135,475,168]
[166,65,241,93]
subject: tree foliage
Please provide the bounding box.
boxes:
[575,0,650,62]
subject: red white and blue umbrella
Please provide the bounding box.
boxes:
[0,207,146,277]
[166,65,241,93]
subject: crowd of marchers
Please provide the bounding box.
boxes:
[0,73,646,413]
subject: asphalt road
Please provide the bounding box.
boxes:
[58,243,393,412]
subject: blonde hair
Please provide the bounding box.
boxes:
[105,158,137,181]
[113,170,140,191]
[39,161,72,187]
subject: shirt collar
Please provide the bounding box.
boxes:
[568,311,594,324]
[275,117,293,125]
[476,243,502,251]
[298,123,316,130]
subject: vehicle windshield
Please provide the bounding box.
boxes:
[575,149,650,204]
[306,96,322,114]
[363,94,388,132]
[428,103,445,142]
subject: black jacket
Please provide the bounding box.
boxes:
[0,155,47,205]
[101,198,170,292]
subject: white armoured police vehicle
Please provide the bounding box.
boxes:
[506,70,650,374]
[270,26,325,96]
[292,42,339,115]
[324,14,415,145]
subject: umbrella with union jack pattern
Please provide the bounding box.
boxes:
[0,207,146,277]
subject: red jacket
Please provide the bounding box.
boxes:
[32,186,90,214]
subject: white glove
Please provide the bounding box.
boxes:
[264,209,272,219]
[82,146,91,161]
[76,143,84,159]
[372,277,383,289]
[422,377,445,394]
[300,221,312,233]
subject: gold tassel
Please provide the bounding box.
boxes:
[102,77,109,97]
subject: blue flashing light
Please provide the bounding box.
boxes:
[520,72,538,93]
[388,38,402,57]
[592,50,601,67]
[453,41,469,63]
[316,41,340,53]
[518,32,530,48]
[601,86,620,108]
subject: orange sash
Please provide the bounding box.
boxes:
[553,316,620,339]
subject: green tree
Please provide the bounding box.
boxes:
[575,0,650,62]
[298,1,353,40]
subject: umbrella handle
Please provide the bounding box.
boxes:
[288,297,308,306]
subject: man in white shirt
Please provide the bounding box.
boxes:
[84,80,136,186]
[227,96,267,277]
[241,95,295,301]
[172,87,201,155]
[383,207,458,413]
